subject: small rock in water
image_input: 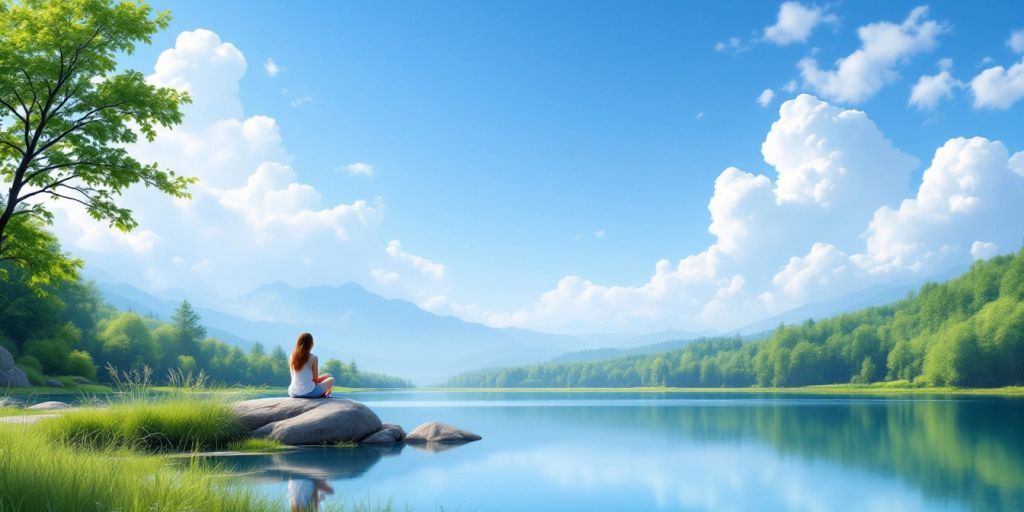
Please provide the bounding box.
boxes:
[361,423,406,445]
[404,422,481,444]
[45,378,65,388]
[26,401,71,410]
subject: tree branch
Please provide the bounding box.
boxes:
[0,98,26,124]
[33,102,126,155]
[0,139,25,156]
[45,190,93,209]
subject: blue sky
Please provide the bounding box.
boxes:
[55,1,1024,334]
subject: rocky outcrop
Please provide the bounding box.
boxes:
[360,423,406,445]
[26,401,71,411]
[231,397,382,446]
[231,397,481,448]
[0,346,30,389]
[404,422,482,444]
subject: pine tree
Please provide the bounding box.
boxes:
[171,301,206,357]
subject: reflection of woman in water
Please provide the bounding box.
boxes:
[287,477,334,511]
[288,332,335,398]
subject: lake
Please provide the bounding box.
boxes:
[203,390,1024,511]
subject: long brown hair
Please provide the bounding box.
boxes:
[290,332,314,371]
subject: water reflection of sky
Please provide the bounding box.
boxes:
[205,392,1023,511]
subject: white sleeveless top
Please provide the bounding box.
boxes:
[288,354,317,396]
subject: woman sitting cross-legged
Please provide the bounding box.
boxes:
[288,332,335,398]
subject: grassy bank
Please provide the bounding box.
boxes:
[0,407,56,418]
[3,383,113,395]
[0,425,278,512]
[39,398,244,452]
[431,384,1024,396]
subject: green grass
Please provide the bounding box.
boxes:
[0,407,56,418]
[225,438,290,452]
[2,383,112,395]
[335,441,359,448]
[0,425,280,512]
[39,398,245,452]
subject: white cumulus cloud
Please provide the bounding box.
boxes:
[757,88,776,107]
[799,7,947,103]
[49,29,384,296]
[763,2,837,45]
[909,60,959,110]
[483,95,1023,334]
[970,56,1024,110]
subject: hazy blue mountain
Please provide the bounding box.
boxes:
[572,329,718,350]
[88,273,583,384]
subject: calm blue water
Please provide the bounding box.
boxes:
[202,391,1024,511]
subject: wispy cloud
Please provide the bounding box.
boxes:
[341,162,375,176]
[263,58,282,77]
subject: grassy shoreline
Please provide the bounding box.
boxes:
[427,384,1024,396]
[8,383,1024,398]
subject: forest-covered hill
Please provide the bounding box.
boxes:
[446,249,1024,388]
[0,266,411,388]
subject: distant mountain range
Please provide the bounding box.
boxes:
[84,263,966,384]
[89,273,584,384]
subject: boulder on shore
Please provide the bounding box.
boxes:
[361,423,406,445]
[0,346,30,389]
[404,422,482,444]
[45,378,65,388]
[26,401,71,411]
[231,397,382,446]
[71,376,91,385]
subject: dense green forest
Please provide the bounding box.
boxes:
[447,248,1024,388]
[0,265,411,388]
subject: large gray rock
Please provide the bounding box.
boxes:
[26,401,70,410]
[0,346,30,389]
[231,397,382,446]
[404,422,481,444]
[45,378,64,388]
[361,423,406,445]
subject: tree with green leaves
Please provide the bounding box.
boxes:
[170,300,205,356]
[0,0,193,282]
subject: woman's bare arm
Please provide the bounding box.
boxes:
[312,356,331,383]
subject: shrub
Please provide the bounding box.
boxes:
[15,355,42,372]
[22,337,72,375]
[17,366,45,386]
[65,350,97,381]
[0,333,17,357]
[15,356,45,386]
